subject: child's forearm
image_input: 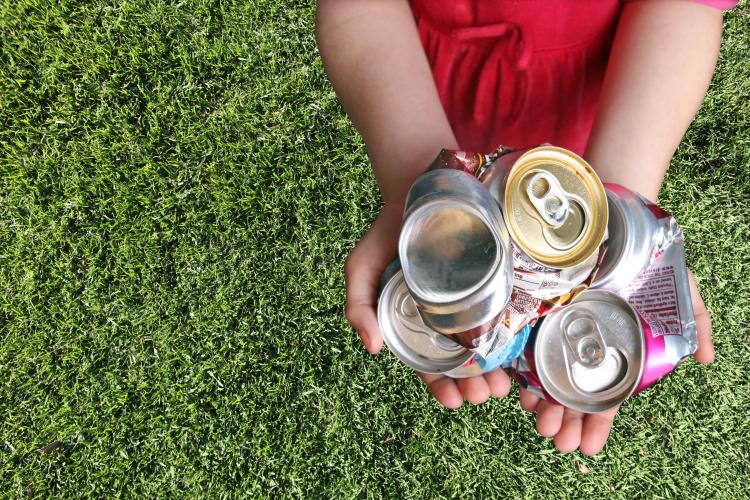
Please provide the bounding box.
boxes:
[585,1,723,201]
[316,0,458,206]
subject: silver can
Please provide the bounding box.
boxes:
[398,168,513,348]
[378,270,531,377]
[527,289,646,413]
[592,183,697,355]
[592,184,659,292]
[378,269,483,377]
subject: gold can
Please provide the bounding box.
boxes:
[502,146,607,269]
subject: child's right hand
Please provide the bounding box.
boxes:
[318,0,512,408]
[344,203,513,408]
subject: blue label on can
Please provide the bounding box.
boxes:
[477,325,533,372]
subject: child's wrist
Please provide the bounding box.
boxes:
[381,199,405,218]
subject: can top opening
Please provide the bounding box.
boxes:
[378,271,474,374]
[400,199,500,303]
[533,290,645,413]
[503,146,607,269]
[526,171,570,226]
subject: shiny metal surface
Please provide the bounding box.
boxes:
[402,201,497,301]
[525,171,570,226]
[592,184,659,292]
[378,270,476,375]
[533,289,645,413]
[510,243,600,301]
[501,146,607,269]
[561,312,607,368]
[399,169,513,337]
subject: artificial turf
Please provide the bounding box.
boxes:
[1,0,749,496]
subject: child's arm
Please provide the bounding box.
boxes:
[523,0,722,456]
[316,0,458,206]
[317,0,510,406]
[585,0,723,201]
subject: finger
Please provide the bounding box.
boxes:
[580,407,618,456]
[418,372,464,409]
[344,244,387,354]
[688,272,714,364]
[535,400,564,437]
[344,214,400,354]
[519,387,541,413]
[484,369,511,398]
[346,303,383,355]
[343,244,382,354]
[456,376,491,405]
[553,409,585,453]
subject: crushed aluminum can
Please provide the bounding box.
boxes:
[592,184,698,356]
[509,289,696,412]
[398,168,513,356]
[620,248,698,362]
[481,324,532,372]
[377,269,528,377]
[510,289,646,412]
[479,145,608,301]
[485,145,608,270]
[592,184,661,292]
[426,145,516,180]
[509,244,603,301]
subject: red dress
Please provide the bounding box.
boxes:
[411,0,624,155]
[412,0,735,154]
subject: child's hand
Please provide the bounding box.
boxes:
[416,370,511,409]
[344,203,402,355]
[518,270,714,455]
[344,203,513,407]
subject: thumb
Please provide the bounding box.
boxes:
[689,271,714,364]
[344,206,402,354]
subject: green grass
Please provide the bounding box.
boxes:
[1,0,749,496]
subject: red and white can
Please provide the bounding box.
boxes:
[593,183,697,353]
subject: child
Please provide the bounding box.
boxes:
[316,0,732,455]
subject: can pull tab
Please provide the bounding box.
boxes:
[561,311,606,368]
[526,172,570,226]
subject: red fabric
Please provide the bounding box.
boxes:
[626,0,738,8]
[411,0,622,155]
[412,0,736,155]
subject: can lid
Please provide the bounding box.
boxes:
[378,270,474,374]
[399,168,513,334]
[533,290,645,413]
[503,147,607,269]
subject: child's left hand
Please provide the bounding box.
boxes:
[517,270,714,455]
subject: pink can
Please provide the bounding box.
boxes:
[509,289,694,413]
